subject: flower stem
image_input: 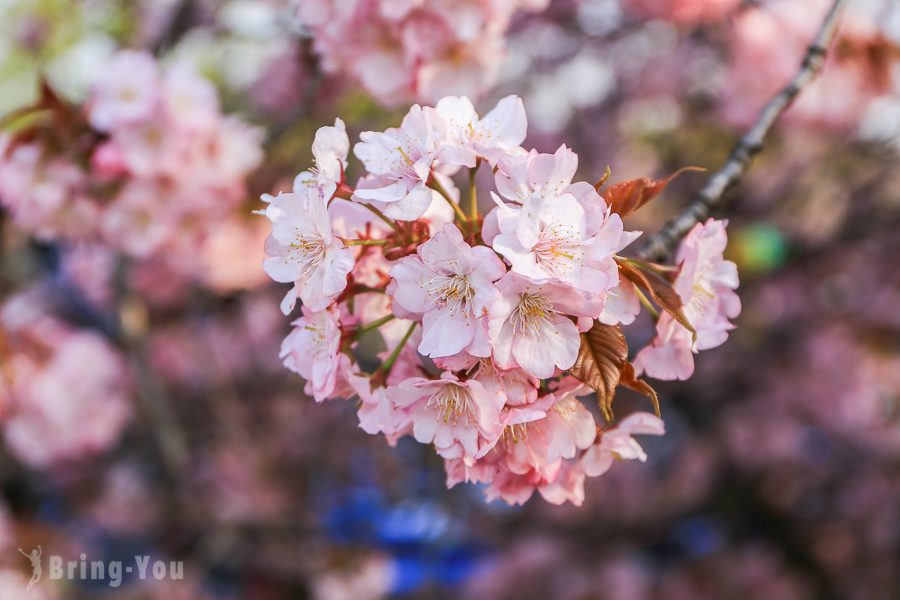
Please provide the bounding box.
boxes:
[428,179,468,224]
[633,287,660,319]
[379,322,417,376]
[353,314,396,339]
[361,202,398,230]
[345,238,388,247]
[468,164,479,221]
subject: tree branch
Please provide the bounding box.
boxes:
[637,0,848,262]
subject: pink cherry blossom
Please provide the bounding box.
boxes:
[353,104,447,220]
[344,371,413,446]
[435,94,528,167]
[389,224,505,358]
[489,146,627,293]
[444,378,595,505]
[262,187,355,313]
[392,373,505,460]
[634,219,741,380]
[293,118,351,200]
[298,0,550,105]
[88,49,161,130]
[280,306,344,402]
[255,94,742,507]
[582,412,666,477]
[490,273,603,378]
[1,294,132,469]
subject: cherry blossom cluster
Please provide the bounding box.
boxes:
[0,291,131,469]
[262,95,741,505]
[297,0,550,105]
[0,50,263,265]
[721,0,898,129]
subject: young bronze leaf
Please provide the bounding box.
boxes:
[620,362,661,417]
[570,322,628,422]
[601,166,705,217]
[615,258,697,338]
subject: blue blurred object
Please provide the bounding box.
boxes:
[321,487,489,595]
[672,516,724,557]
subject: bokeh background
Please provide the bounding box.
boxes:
[1,0,899,598]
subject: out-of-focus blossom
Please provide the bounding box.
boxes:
[0,49,263,286]
[0,293,131,469]
[622,0,741,25]
[298,0,551,104]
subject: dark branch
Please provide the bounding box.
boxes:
[637,0,848,262]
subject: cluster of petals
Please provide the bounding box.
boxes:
[634,219,741,380]
[263,94,739,505]
[720,0,897,129]
[0,49,263,273]
[297,0,550,105]
[0,292,132,469]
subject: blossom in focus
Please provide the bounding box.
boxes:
[263,94,740,506]
[353,104,447,220]
[634,219,741,380]
[490,273,602,378]
[389,224,505,359]
[263,188,355,314]
[392,373,505,460]
[435,94,528,167]
[280,306,344,402]
[582,412,666,476]
[489,147,627,293]
[293,117,351,200]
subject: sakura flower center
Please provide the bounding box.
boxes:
[533,223,582,274]
[509,291,554,334]
[502,422,530,444]
[427,384,477,425]
[289,231,328,277]
[426,274,475,316]
[393,142,425,181]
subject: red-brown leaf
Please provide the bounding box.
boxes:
[616,258,696,338]
[601,166,705,217]
[570,322,628,422]
[619,362,661,417]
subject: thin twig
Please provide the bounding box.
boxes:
[151,0,197,54]
[637,0,847,262]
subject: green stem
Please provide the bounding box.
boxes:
[468,164,479,221]
[379,322,417,375]
[633,287,660,319]
[345,238,387,247]
[428,180,468,224]
[361,202,398,230]
[353,314,395,339]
